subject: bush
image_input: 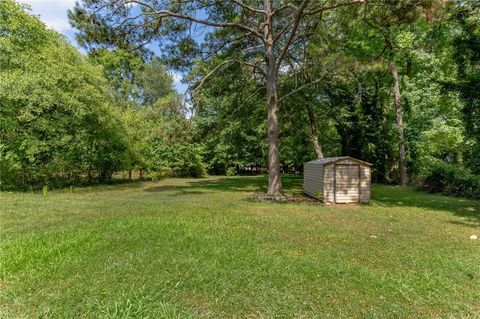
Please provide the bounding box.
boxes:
[424,163,480,199]
[226,167,237,176]
[149,142,205,178]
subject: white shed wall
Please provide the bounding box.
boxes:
[334,164,360,203]
[303,163,324,198]
[323,164,335,202]
[360,166,371,203]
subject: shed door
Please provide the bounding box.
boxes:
[335,165,360,203]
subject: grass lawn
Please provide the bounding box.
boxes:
[1,176,479,318]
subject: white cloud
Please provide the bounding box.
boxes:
[21,0,76,10]
[41,17,72,31]
[170,71,189,94]
[171,71,183,84]
[19,0,76,32]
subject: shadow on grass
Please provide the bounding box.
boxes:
[143,175,479,221]
[372,185,480,222]
[144,175,304,195]
[447,220,480,228]
[144,177,264,193]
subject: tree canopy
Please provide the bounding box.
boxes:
[1,0,478,199]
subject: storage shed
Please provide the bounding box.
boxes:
[303,156,372,203]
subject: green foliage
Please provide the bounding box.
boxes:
[42,185,48,197]
[0,0,203,189]
[226,167,237,176]
[149,142,205,178]
[151,115,204,177]
[294,1,475,186]
[446,2,480,173]
[192,62,267,175]
[3,0,478,196]
[424,162,480,199]
[86,39,201,180]
[139,58,175,105]
[0,0,130,188]
[67,0,477,193]
[88,48,145,107]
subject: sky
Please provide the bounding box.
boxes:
[18,0,187,93]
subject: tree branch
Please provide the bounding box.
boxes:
[192,59,237,93]
[275,0,310,75]
[242,60,266,76]
[231,0,266,15]
[192,58,265,94]
[305,0,366,15]
[278,75,326,103]
[272,3,297,16]
[124,0,264,39]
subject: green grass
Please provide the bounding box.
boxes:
[1,176,479,318]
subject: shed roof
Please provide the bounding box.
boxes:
[305,156,372,166]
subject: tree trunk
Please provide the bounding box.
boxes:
[264,0,282,195]
[306,102,324,159]
[389,62,408,186]
[88,164,92,184]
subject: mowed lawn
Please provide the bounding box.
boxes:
[1,176,479,318]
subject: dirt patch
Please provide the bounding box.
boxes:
[256,193,322,204]
[255,194,366,207]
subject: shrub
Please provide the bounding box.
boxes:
[424,163,480,199]
[149,142,205,178]
[226,167,237,176]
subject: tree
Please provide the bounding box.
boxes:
[69,0,366,196]
[360,0,431,185]
[88,48,145,108]
[86,46,184,179]
[447,1,480,173]
[0,0,135,188]
[139,58,175,105]
[294,0,460,184]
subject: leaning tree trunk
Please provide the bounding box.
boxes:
[306,102,324,159]
[264,0,282,195]
[389,62,408,186]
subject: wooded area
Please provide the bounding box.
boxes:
[1,2,480,316]
[1,0,479,198]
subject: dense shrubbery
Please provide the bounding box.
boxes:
[424,163,480,199]
[149,142,205,178]
[0,1,205,190]
[0,0,129,189]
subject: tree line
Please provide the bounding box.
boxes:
[1,0,479,198]
[1,0,204,190]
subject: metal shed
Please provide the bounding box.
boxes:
[303,156,372,203]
